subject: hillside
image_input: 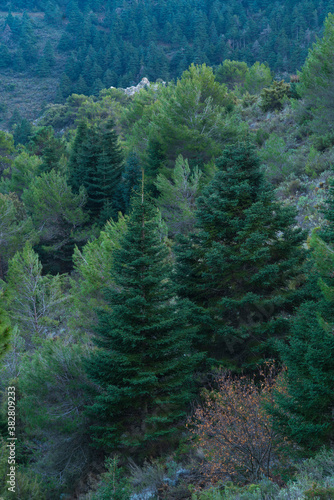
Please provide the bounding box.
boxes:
[2,2,334,500]
[0,0,334,129]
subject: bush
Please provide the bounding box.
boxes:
[260,81,290,112]
[188,365,281,484]
[259,133,296,183]
[92,457,131,500]
[304,484,334,499]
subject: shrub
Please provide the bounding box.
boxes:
[260,81,290,112]
[92,457,131,500]
[188,365,282,484]
[304,484,334,499]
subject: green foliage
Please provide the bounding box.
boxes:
[156,155,202,237]
[215,60,249,89]
[70,215,128,336]
[305,146,327,177]
[299,13,334,135]
[94,119,124,222]
[319,173,334,245]
[85,194,200,450]
[92,457,131,500]
[304,484,334,499]
[128,64,241,171]
[22,169,88,273]
[0,151,41,195]
[2,243,68,346]
[0,303,12,361]
[0,131,14,175]
[175,142,308,367]
[259,134,296,184]
[270,223,334,452]
[270,299,334,451]
[119,153,142,213]
[260,80,291,112]
[244,62,273,95]
[68,119,124,223]
[0,192,35,277]
[0,439,46,500]
[17,340,95,495]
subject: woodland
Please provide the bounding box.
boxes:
[1,1,334,500]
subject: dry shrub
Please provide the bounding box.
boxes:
[189,364,283,484]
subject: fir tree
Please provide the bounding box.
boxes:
[175,142,308,369]
[269,230,334,452]
[145,139,166,197]
[93,119,124,222]
[68,121,90,194]
[271,299,334,452]
[85,193,200,451]
[120,152,142,213]
[319,172,334,245]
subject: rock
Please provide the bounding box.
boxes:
[117,77,165,96]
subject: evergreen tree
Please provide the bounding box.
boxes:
[22,170,88,274]
[43,40,56,67]
[39,133,66,174]
[0,302,12,361]
[85,194,199,451]
[36,56,50,78]
[319,172,334,244]
[145,139,166,195]
[175,142,308,369]
[93,119,124,222]
[0,44,11,68]
[299,13,334,135]
[13,118,33,146]
[68,120,90,194]
[75,75,89,95]
[271,294,334,451]
[13,49,26,72]
[58,73,72,101]
[156,155,202,237]
[120,152,142,213]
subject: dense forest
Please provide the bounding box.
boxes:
[2,1,334,500]
[0,0,334,125]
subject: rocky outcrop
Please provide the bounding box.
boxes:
[113,77,165,96]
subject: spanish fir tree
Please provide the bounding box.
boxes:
[271,301,334,452]
[94,119,124,223]
[319,172,334,245]
[69,120,123,223]
[119,152,141,213]
[175,142,308,369]
[85,191,200,451]
[269,208,334,452]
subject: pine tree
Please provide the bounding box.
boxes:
[175,142,308,369]
[85,193,200,451]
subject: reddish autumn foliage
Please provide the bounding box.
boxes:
[189,364,284,484]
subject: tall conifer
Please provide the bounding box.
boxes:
[94,119,123,222]
[175,142,308,368]
[85,193,199,451]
